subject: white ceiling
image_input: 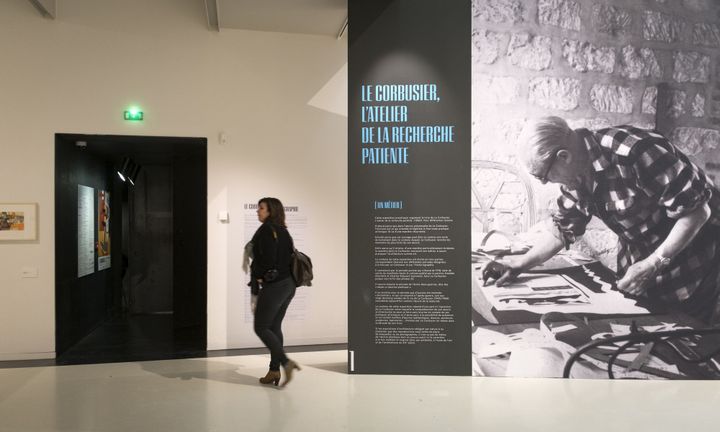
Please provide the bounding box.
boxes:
[26,0,348,37]
[217,0,347,37]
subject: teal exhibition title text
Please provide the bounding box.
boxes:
[360,83,455,165]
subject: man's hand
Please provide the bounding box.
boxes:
[251,294,258,314]
[482,257,524,286]
[617,258,657,296]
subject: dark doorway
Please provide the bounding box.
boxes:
[55,134,207,365]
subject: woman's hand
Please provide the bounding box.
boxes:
[251,294,258,314]
[617,258,657,296]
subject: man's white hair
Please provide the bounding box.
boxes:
[519,116,574,167]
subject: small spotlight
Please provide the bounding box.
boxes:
[126,161,141,185]
[117,157,141,186]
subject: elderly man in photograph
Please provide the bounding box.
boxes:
[490,116,720,324]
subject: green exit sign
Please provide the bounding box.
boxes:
[124,110,144,121]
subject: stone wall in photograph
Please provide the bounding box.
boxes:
[472,0,720,268]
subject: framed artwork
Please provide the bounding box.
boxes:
[0,203,38,241]
[97,190,111,270]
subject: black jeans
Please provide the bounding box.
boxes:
[254,277,297,371]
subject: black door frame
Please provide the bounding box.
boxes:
[54,133,208,359]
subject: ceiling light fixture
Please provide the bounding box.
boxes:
[117,157,142,186]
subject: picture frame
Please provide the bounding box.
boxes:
[0,203,38,241]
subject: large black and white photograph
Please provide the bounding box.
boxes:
[471,0,720,379]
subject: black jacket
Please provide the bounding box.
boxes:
[250,222,293,294]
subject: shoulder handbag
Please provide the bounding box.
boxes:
[290,245,313,287]
[287,233,313,287]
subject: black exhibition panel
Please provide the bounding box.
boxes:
[348,0,471,375]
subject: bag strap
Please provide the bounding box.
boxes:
[269,225,279,268]
[289,232,297,253]
[269,224,295,263]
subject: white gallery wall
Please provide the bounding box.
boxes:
[0,0,348,360]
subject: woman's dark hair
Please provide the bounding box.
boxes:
[258,197,286,227]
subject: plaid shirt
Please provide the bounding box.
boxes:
[553,126,720,311]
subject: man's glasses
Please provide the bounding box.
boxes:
[536,149,560,184]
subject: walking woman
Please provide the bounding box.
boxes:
[248,197,301,387]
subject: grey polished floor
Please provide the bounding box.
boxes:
[1,350,718,432]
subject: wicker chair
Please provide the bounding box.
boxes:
[471,160,536,234]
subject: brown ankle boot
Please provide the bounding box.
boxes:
[281,359,301,387]
[259,370,281,386]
